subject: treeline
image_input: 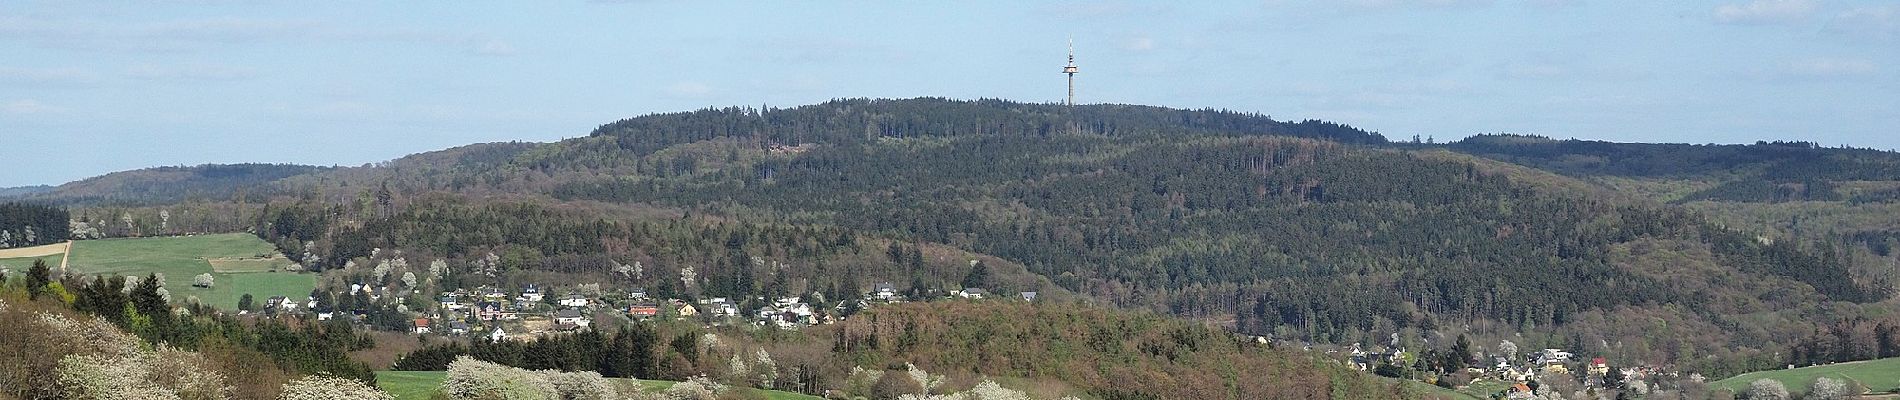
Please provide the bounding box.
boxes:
[18,163,327,206]
[583,98,1384,158]
[0,201,68,248]
[1787,316,1900,367]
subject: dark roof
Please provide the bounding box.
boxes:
[556,309,584,318]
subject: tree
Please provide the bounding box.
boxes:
[280,375,394,400]
[1498,340,1519,363]
[193,273,214,288]
[962,260,990,289]
[1808,377,1849,400]
[26,259,50,300]
[1747,379,1788,400]
[239,293,256,312]
[1450,334,1473,371]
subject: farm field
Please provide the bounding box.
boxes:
[1711,357,1900,396]
[0,254,64,272]
[374,371,823,400]
[65,233,313,310]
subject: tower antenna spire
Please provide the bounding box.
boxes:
[1063,39,1078,106]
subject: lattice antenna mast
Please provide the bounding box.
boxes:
[1063,39,1078,106]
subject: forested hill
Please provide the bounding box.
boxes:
[1448,134,1900,203]
[587,97,1386,153]
[5,163,329,206]
[28,98,1900,380]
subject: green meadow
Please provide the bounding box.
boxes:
[1711,357,1900,396]
[66,233,314,311]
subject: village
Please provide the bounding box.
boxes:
[252,276,1038,345]
[1329,339,1690,399]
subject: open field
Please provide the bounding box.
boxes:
[0,241,69,259]
[66,234,314,310]
[1712,357,1900,396]
[0,255,64,272]
[374,371,823,400]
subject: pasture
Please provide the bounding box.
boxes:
[65,233,314,311]
[1712,357,1900,396]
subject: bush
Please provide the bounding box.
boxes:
[280,375,394,400]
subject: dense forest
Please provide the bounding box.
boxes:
[0,202,69,248]
[17,98,1900,393]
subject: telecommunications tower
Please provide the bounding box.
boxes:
[1063,39,1078,106]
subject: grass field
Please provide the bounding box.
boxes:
[1712,357,1900,396]
[66,234,314,310]
[0,254,64,272]
[374,371,822,400]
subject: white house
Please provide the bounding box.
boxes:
[555,309,591,328]
[519,284,545,303]
[559,294,590,308]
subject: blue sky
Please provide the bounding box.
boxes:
[1,0,1896,187]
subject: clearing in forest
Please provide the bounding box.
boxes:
[66,233,314,311]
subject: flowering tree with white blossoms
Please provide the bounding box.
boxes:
[280,375,394,400]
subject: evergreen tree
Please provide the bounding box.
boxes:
[239,293,255,312]
[26,259,50,300]
[962,260,990,289]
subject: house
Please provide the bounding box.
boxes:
[475,302,506,321]
[956,288,987,299]
[480,286,508,301]
[1535,349,1573,365]
[316,311,335,321]
[266,296,298,313]
[628,287,649,301]
[439,294,463,310]
[1505,383,1535,400]
[555,309,591,329]
[676,302,698,317]
[412,318,431,334]
[628,303,660,318]
[559,293,590,308]
[449,321,471,335]
[1588,358,1609,376]
[519,284,545,303]
[871,282,898,301]
[487,328,507,342]
[1019,291,1038,302]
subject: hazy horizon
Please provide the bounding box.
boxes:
[4,1,1897,187]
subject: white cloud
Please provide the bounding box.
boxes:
[1787,58,1876,77]
[1126,37,1156,51]
[473,40,517,56]
[0,67,97,85]
[1340,0,1494,10]
[1825,6,1899,40]
[2,99,62,115]
[665,81,713,98]
[1714,0,1816,25]
[123,62,256,81]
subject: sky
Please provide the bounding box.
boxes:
[1,0,1897,187]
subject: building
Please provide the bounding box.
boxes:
[1020,291,1038,302]
[519,284,545,303]
[412,318,431,334]
[1588,358,1610,376]
[956,288,987,299]
[449,321,471,335]
[559,293,590,308]
[629,287,649,301]
[871,282,898,301]
[555,309,591,329]
[628,303,660,319]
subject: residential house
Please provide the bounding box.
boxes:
[1505,383,1535,400]
[1588,358,1609,376]
[1019,291,1038,302]
[1535,349,1573,365]
[487,328,507,342]
[555,309,591,329]
[676,302,698,317]
[559,293,590,308]
[956,288,987,299]
[628,287,649,301]
[412,318,431,334]
[519,284,545,303]
[440,294,464,311]
[316,311,335,321]
[475,302,507,321]
[628,303,660,319]
[449,321,471,335]
[871,282,898,301]
[480,286,508,302]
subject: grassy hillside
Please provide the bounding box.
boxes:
[67,233,313,310]
[1711,357,1900,396]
